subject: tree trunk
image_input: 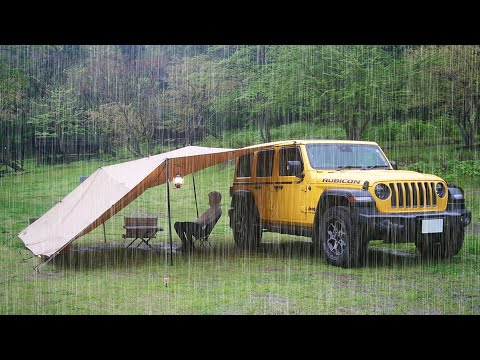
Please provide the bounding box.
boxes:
[345,118,363,140]
[265,110,271,143]
[185,118,194,146]
[257,116,265,143]
[345,115,371,141]
[455,113,478,148]
[146,137,151,156]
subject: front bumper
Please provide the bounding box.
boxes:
[352,206,472,243]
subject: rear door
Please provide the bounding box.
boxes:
[252,149,276,221]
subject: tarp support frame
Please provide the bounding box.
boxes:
[166,158,173,266]
[192,172,199,218]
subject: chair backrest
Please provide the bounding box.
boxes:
[198,212,222,240]
[124,216,158,227]
[124,216,159,238]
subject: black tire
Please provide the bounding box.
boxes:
[320,206,368,268]
[231,196,262,250]
[416,221,464,260]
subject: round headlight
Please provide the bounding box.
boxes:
[374,183,390,200]
[436,183,446,198]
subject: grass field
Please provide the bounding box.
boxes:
[1,136,479,314]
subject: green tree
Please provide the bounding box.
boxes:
[163,54,223,145]
[70,46,165,156]
[408,45,480,148]
[323,45,400,140]
[0,62,28,121]
[0,60,30,165]
[87,102,146,157]
[28,87,85,162]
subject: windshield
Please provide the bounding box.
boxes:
[306,144,391,170]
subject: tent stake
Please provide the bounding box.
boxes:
[192,172,199,218]
[166,158,173,266]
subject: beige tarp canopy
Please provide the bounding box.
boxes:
[18,144,277,258]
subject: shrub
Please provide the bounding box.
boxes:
[363,121,404,142]
[432,117,459,140]
[402,119,437,141]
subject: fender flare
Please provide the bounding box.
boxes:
[313,189,374,229]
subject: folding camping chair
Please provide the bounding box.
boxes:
[191,213,221,249]
[122,216,163,253]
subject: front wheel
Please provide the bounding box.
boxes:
[320,206,367,268]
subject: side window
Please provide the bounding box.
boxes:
[256,149,275,177]
[279,147,303,176]
[237,154,253,178]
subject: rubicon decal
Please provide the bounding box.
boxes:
[322,178,361,184]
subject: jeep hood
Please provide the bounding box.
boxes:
[313,170,445,185]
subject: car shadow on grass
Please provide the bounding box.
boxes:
[256,241,423,268]
[46,239,447,271]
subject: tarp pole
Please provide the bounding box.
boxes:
[33,255,55,273]
[192,172,199,218]
[33,241,70,272]
[166,158,173,266]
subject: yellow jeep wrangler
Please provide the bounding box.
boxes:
[228,140,472,268]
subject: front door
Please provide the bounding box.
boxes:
[273,146,307,226]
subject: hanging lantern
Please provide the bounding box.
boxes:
[173,174,184,189]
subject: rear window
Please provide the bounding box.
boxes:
[256,149,274,177]
[237,154,253,177]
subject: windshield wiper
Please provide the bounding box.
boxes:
[362,164,391,170]
[336,165,364,170]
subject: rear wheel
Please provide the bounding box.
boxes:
[232,196,262,250]
[320,206,368,268]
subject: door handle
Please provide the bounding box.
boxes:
[274,185,283,190]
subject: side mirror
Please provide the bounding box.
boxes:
[390,161,398,170]
[287,160,303,176]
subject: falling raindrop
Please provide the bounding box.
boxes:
[0,45,478,315]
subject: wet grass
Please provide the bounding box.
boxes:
[1,138,479,314]
[0,232,478,314]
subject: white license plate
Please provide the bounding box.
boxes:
[421,219,444,234]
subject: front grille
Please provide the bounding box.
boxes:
[389,182,438,209]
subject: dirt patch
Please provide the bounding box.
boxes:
[32,270,64,280]
[451,292,480,301]
[254,293,293,306]
[221,308,243,315]
[317,272,360,281]
[333,306,362,315]
[407,308,442,315]
[111,272,129,279]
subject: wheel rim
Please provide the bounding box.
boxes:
[326,219,347,256]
